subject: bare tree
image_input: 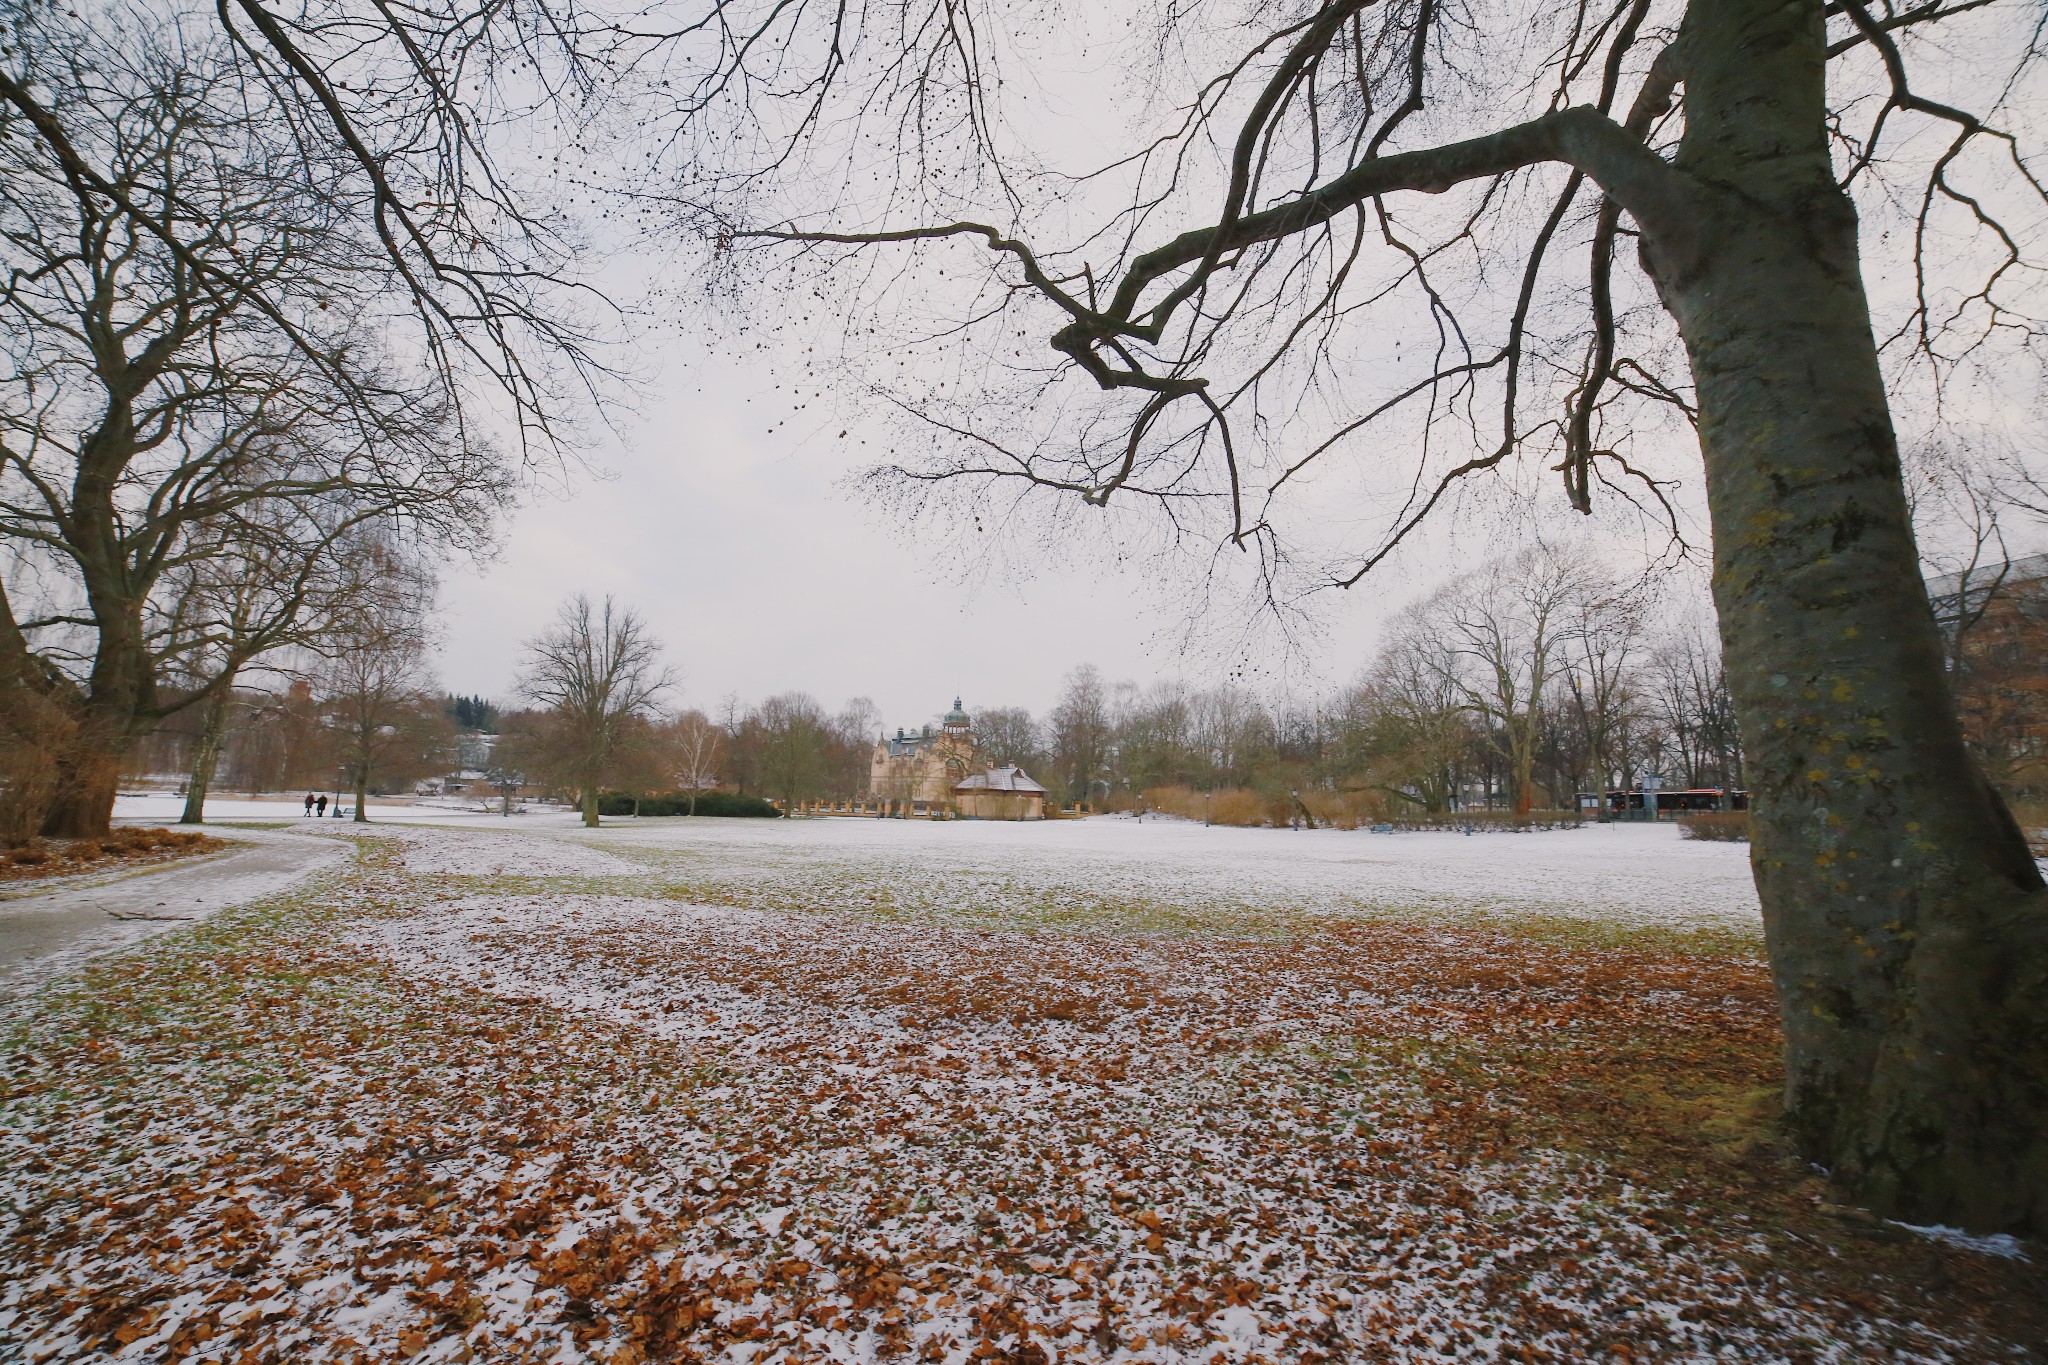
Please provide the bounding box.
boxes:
[1557,576,1650,799]
[318,609,446,823]
[1645,613,1744,791]
[1047,665,1114,807]
[651,0,2048,1230]
[1419,549,1594,815]
[162,522,428,823]
[658,709,725,816]
[515,596,674,827]
[1346,620,1476,816]
[972,706,1044,774]
[754,692,832,807]
[828,697,883,800]
[0,8,512,835]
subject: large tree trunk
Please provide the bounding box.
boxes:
[39,709,126,839]
[1646,0,2048,1233]
[580,785,600,827]
[1510,718,1537,817]
[180,681,234,825]
[353,767,369,823]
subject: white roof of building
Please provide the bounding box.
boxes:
[953,765,1047,794]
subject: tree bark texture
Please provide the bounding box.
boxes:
[1644,0,2048,1232]
[179,681,234,825]
[38,709,126,839]
[37,401,154,839]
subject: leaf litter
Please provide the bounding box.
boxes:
[1,821,2041,1363]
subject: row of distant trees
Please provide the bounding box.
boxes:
[502,549,1753,816]
[958,548,1744,817]
[126,540,2048,824]
[127,596,452,824]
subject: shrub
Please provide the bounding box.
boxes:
[1679,811,1751,842]
[1301,788,1390,830]
[6,848,49,866]
[1139,785,1274,827]
[598,791,782,818]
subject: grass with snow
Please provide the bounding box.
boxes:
[0,818,2039,1364]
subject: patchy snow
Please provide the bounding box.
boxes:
[1893,1223,2033,1261]
[591,813,1765,935]
[3,819,2034,1365]
[356,825,642,879]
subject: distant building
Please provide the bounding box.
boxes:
[456,732,497,771]
[952,765,1048,820]
[870,699,1051,817]
[1924,554,2048,798]
[870,699,977,806]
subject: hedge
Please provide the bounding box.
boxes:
[596,791,783,818]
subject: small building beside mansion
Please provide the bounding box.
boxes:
[869,699,1050,819]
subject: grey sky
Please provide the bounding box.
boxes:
[431,341,1400,727]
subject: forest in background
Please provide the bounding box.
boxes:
[121,543,2048,823]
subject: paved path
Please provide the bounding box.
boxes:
[0,827,348,1002]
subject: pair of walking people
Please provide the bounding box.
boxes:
[302,793,334,818]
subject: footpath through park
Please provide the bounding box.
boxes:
[0,825,346,1002]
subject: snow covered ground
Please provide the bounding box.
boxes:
[572,814,1766,935]
[4,816,2037,1364]
[117,794,1765,932]
[112,792,592,828]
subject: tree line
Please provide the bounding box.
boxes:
[126,538,2048,837]
[119,553,1750,823]
[858,547,1744,819]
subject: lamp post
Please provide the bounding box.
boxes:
[334,767,347,819]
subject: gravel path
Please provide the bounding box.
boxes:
[0,825,347,1001]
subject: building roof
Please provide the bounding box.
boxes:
[943,696,971,726]
[880,726,946,758]
[953,765,1047,795]
[1926,552,2048,621]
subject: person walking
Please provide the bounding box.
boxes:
[303,793,315,817]
[316,794,328,817]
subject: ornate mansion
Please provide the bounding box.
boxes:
[869,699,1048,819]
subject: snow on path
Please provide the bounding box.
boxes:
[0,827,347,1003]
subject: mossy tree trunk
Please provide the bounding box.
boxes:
[1640,0,2048,1232]
[179,678,235,825]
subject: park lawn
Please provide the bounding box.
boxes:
[0,826,2041,1364]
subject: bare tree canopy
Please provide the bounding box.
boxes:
[0,2,537,835]
[0,0,607,451]
[515,594,674,826]
[317,586,446,823]
[600,0,2048,1233]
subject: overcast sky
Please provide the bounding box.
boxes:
[431,330,1407,729]
[425,6,2045,732]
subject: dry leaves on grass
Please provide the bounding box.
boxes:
[0,828,224,882]
[0,830,2041,1365]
